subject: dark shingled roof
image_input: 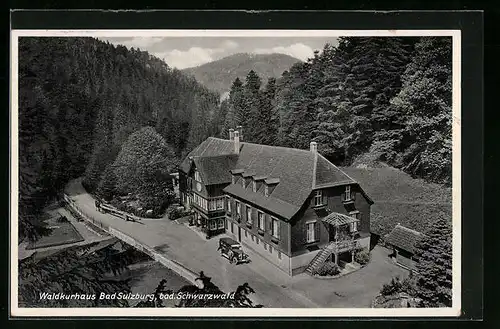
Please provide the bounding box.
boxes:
[224,183,299,219]
[385,224,425,254]
[180,137,370,219]
[193,155,238,185]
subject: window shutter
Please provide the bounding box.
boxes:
[314,221,320,241]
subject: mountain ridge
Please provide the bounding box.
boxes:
[182,52,301,96]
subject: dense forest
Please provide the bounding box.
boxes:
[19,37,222,242]
[220,36,452,184]
[18,36,452,243]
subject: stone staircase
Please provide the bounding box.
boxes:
[305,242,336,275]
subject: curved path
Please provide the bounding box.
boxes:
[65,178,407,308]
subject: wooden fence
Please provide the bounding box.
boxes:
[63,194,198,285]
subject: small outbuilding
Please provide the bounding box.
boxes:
[384,224,425,270]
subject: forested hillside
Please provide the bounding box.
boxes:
[18,36,452,242]
[182,53,300,97]
[219,37,452,184]
[18,37,221,241]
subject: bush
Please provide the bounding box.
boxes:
[166,205,190,220]
[355,249,371,265]
[315,262,340,276]
[380,276,417,297]
[56,215,69,223]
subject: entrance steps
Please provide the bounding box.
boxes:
[305,242,336,275]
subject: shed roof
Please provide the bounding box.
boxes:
[385,224,425,254]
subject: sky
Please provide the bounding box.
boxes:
[98,37,339,69]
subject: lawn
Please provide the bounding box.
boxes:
[340,166,452,236]
[26,215,84,250]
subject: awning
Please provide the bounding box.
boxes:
[322,212,359,226]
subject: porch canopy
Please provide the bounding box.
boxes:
[321,212,359,227]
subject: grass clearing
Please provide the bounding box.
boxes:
[26,215,84,250]
[340,166,452,236]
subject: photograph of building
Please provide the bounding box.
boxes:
[12,13,472,315]
[179,129,373,275]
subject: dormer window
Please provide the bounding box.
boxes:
[252,181,257,193]
[241,177,246,188]
[314,190,323,206]
[194,170,201,182]
[345,185,352,201]
[264,178,280,196]
[232,175,236,184]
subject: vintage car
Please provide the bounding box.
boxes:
[218,237,250,264]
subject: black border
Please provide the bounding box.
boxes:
[7,9,484,324]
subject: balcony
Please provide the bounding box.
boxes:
[326,239,360,253]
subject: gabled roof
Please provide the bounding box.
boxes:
[322,212,359,227]
[193,155,238,185]
[180,137,371,219]
[385,224,425,254]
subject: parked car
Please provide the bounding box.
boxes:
[217,237,250,264]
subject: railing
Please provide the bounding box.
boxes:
[63,193,198,285]
[327,239,360,253]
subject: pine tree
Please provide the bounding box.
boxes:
[413,217,452,307]
[243,70,263,142]
[225,77,244,130]
[388,37,452,184]
[97,165,117,201]
[18,240,145,307]
[258,77,278,145]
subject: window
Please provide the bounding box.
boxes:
[209,220,216,230]
[314,190,323,206]
[269,245,273,254]
[256,238,259,245]
[252,181,257,192]
[242,178,246,188]
[251,234,254,242]
[278,251,282,259]
[264,185,269,197]
[349,211,360,219]
[264,243,267,251]
[194,170,201,182]
[232,175,236,184]
[349,221,358,233]
[216,198,224,210]
[271,217,280,239]
[345,185,352,200]
[224,219,228,229]
[246,206,252,224]
[227,197,232,213]
[209,200,216,211]
[218,218,224,229]
[306,221,316,243]
[236,201,241,216]
[258,212,264,231]
[245,230,247,237]
[231,223,234,233]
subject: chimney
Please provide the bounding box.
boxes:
[310,141,318,153]
[229,128,234,141]
[234,130,240,154]
[237,125,243,141]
